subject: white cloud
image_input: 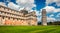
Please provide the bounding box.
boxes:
[17,0,34,4]
[46,0,60,22]
[43,6,60,13]
[54,0,60,6]
[46,0,60,6]
[37,17,41,22]
[56,3,60,7]
[0,2,7,7]
[46,0,54,5]
[43,6,55,13]
[55,8,60,12]
[56,13,60,17]
[42,6,60,22]
[8,2,20,10]
[49,14,54,17]
[16,0,36,10]
[36,11,41,16]
[19,7,25,11]
[47,17,56,22]
[0,0,36,11]
[37,16,56,22]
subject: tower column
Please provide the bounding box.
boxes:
[42,9,47,26]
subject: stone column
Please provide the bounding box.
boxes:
[0,17,2,25]
[4,17,9,25]
[42,9,47,26]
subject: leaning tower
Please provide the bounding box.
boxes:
[42,9,47,26]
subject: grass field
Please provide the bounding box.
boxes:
[0,25,60,33]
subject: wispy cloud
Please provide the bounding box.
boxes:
[46,0,60,6]
[43,6,60,13]
[16,0,36,10]
[8,2,20,10]
[0,2,6,7]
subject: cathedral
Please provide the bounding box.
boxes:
[0,5,37,25]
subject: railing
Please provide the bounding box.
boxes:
[0,7,22,16]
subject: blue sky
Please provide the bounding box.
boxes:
[34,0,46,10]
[0,0,45,10]
[0,0,60,22]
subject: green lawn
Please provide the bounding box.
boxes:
[0,25,60,33]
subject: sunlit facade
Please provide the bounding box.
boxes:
[0,5,37,25]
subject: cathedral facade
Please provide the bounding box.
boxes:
[0,5,37,25]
